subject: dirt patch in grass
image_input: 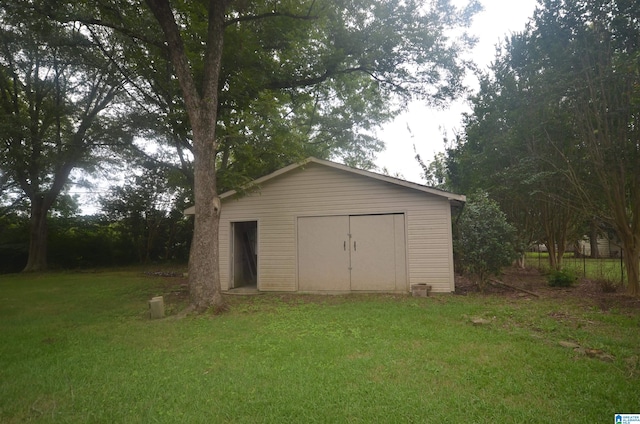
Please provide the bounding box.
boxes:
[455,266,640,312]
[143,272,190,310]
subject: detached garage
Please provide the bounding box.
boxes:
[187,157,465,294]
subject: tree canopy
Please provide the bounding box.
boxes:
[65,0,481,188]
[443,0,640,294]
[0,3,129,271]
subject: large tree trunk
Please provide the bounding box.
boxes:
[189,121,223,311]
[146,0,227,311]
[607,166,640,295]
[545,241,558,270]
[616,224,640,296]
[622,249,640,296]
[23,197,49,272]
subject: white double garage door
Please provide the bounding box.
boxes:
[297,214,407,292]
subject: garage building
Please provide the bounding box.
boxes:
[188,157,465,293]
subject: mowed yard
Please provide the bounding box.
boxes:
[1,269,640,423]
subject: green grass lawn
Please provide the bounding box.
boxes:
[1,270,640,423]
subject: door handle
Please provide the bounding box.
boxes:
[344,241,346,251]
[354,241,357,251]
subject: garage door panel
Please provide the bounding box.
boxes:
[297,214,407,292]
[297,216,350,291]
[350,214,397,290]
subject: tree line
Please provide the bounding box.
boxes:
[0,164,193,273]
[424,0,640,294]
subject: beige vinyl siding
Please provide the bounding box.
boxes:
[219,162,456,293]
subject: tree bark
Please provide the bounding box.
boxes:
[545,241,558,270]
[189,116,223,311]
[616,221,640,296]
[22,197,49,272]
[623,248,640,297]
[146,0,227,311]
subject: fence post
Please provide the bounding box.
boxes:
[620,248,624,284]
[538,244,541,268]
[583,244,586,277]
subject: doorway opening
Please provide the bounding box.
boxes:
[231,221,258,289]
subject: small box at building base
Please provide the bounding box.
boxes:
[411,284,431,297]
[149,296,165,319]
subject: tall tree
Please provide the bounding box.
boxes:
[449,0,640,293]
[0,4,126,271]
[533,0,640,294]
[451,30,583,270]
[56,0,479,310]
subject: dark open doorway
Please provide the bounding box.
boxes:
[231,221,258,289]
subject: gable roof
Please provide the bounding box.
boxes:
[184,157,465,215]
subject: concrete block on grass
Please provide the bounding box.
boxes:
[149,296,164,319]
[411,283,431,297]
